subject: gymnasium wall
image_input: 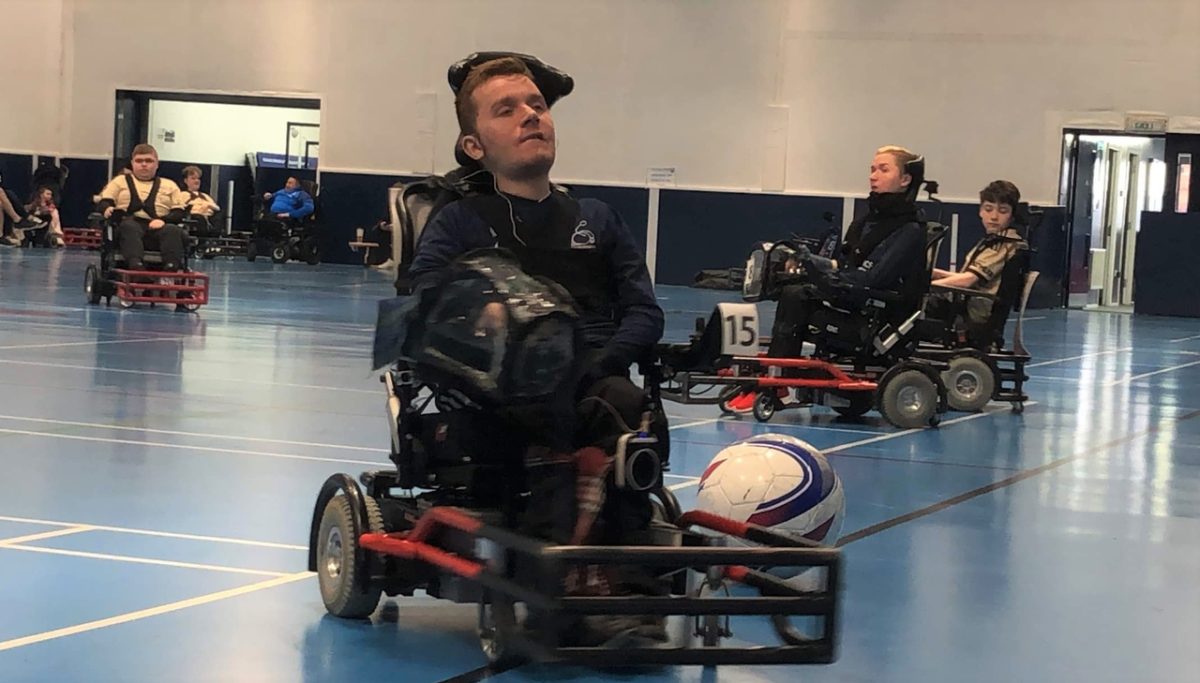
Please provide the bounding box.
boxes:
[2,0,1195,300]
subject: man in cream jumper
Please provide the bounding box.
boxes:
[97,144,188,271]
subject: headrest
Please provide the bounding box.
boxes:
[903,156,926,203]
[449,51,574,167]
[448,51,574,107]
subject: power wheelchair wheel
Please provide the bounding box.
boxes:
[752,390,777,422]
[832,393,873,419]
[943,355,994,413]
[271,241,290,264]
[316,494,385,618]
[84,265,101,305]
[878,369,939,429]
[716,384,742,415]
[301,237,320,266]
[478,592,523,666]
[246,241,258,262]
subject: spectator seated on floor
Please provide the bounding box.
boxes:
[25,186,66,247]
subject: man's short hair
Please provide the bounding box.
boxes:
[131,143,158,158]
[455,57,537,135]
[980,180,1021,210]
[182,165,202,180]
[876,145,919,170]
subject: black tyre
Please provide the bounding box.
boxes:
[716,385,742,415]
[832,392,873,419]
[942,356,994,413]
[271,242,289,264]
[84,265,101,305]
[478,594,523,666]
[878,369,938,429]
[246,241,258,262]
[316,494,384,619]
[752,391,776,422]
[302,239,320,266]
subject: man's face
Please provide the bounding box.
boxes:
[131,153,158,181]
[465,74,556,180]
[980,201,1014,234]
[285,177,299,191]
[184,174,201,192]
[869,153,910,194]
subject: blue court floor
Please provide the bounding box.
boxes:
[1,247,1198,683]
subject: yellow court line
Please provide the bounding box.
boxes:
[0,544,292,577]
[0,525,94,546]
[0,514,307,551]
[0,571,315,652]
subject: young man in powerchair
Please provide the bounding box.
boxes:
[406,54,669,647]
[724,146,930,411]
[96,143,189,273]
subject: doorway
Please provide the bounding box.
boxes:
[1059,132,1167,309]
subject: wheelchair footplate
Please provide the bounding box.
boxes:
[361,506,840,666]
[112,268,210,309]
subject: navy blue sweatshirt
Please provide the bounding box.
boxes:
[409,194,664,361]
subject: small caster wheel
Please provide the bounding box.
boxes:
[752,391,776,422]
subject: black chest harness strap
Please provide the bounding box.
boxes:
[124,174,162,219]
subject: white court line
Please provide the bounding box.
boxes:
[0,427,387,467]
[0,414,388,454]
[0,358,377,394]
[0,570,313,652]
[1023,316,1047,321]
[1104,359,1200,387]
[0,544,289,577]
[665,403,1035,492]
[1169,333,1200,343]
[669,418,721,431]
[0,525,93,546]
[1027,347,1132,368]
[0,515,306,551]
[0,336,188,351]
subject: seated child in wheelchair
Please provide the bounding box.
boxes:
[724,146,930,411]
[925,180,1029,349]
[96,144,189,271]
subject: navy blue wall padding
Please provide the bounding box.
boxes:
[58,158,111,227]
[656,189,841,286]
[314,171,420,265]
[0,153,33,204]
[566,184,649,255]
[1133,212,1200,317]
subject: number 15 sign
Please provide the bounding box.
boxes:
[717,303,760,356]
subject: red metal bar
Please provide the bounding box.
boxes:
[62,227,101,248]
[755,377,876,391]
[113,270,210,306]
[677,510,751,539]
[358,533,484,579]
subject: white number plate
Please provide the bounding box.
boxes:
[718,303,760,356]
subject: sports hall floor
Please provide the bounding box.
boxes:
[1,247,1197,683]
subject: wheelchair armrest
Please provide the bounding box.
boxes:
[931,283,997,300]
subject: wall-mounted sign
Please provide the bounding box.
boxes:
[648,167,676,187]
[1124,114,1168,134]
